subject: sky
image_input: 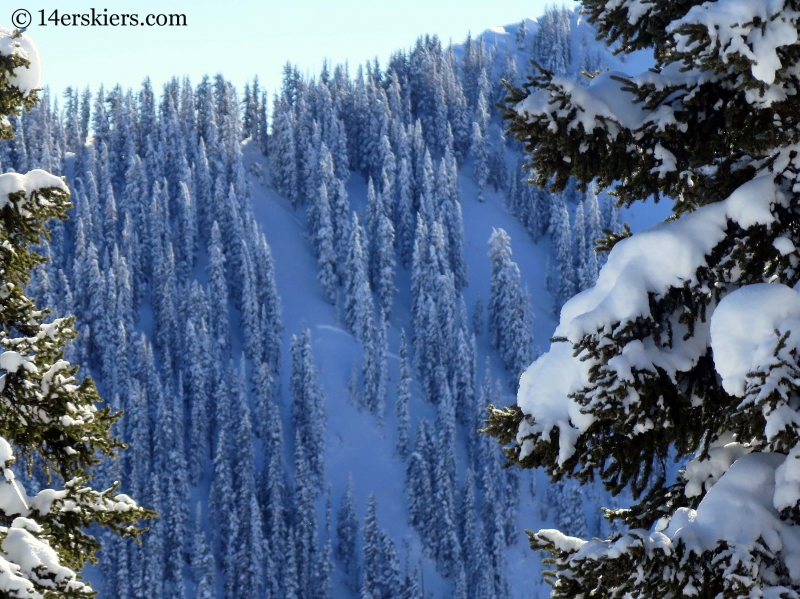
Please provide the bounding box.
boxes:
[14,0,577,100]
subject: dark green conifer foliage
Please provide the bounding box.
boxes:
[484,1,800,595]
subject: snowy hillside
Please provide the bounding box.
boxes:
[0,6,674,599]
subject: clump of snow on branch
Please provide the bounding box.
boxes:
[0,27,41,96]
[710,283,800,398]
[544,453,800,593]
[515,70,648,135]
[682,434,752,498]
[0,438,91,598]
[665,453,800,579]
[0,170,68,211]
[671,0,799,86]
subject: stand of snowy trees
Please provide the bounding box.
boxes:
[0,5,621,598]
[265,32,536,598]
[0,26,151,598]
[9,74,292,599]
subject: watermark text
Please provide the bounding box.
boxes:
[11,8,188,29]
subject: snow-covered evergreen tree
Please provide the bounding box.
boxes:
[487,228,533,379]
[291,322,327,484]
[470,121,488,202]
[439,152,468,290]
[581,182,602,284]
[487,0,800,595]
[316,180,338,303]
[432,382,462,575]
[344,212,375,342]
[395,329,412,459]
[516,19,529,50]
[545,479,588,539]
[406,420,435,545]
[375,211,396,316]
[375,309,389,424]
[270,99,299,205]
[396,157,416,268]
[361,494,401,599]
[191,505,216,599]
[572,200,591,292]
[361,312,380,417]
[530,4,572,77]
[550,201,576,311]
[337,475,360,592]
[459,468,481,596]
[487,126,507,192]
[319,487,335,598]
[207,220,230,350]
[293,430,321,599]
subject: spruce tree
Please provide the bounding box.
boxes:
[361,311,380,417]
[252,225,284,375]
[459,468,480,596]
[242,80,258,142]
[207,220,230,350]
[396,157,415,268]
[545,479,588,540]
[316,181,338,303]
[530,5,572,77]
[263,399,287,599]
[487,228,533,378]
[438,151,468,290]
[361,494,400,599]
[582,182,602,283]
[375,212,396,316]
[270,99,299,206]
[487,126,507,193]
[432,382,462,575]
[365,178,381,286]
[406,420,435,547]
[485,1,800,595]
[290,322,326,483]
[337,475,360,592]
[344,212,375,343]
[550,201,576,312]
[516,19,528,50]
[0,28,151,597]
[395,329,412,459]
[329,177,352,281]
[142,473,166,599]
[191,504,216,599]
[572,200,590,292]
[470,121,488,202]
[453,323,477,425]
[318,487,335,599]
[400,558,423,599]
[293,433,319,597]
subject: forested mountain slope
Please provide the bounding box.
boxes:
[4,6,663,598]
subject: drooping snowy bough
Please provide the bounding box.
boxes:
[0,27,151,598]
[483,0,800,596]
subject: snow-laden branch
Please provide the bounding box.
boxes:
[517,172,782,465]
[0,27,41,97]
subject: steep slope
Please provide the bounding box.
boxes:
[2,7,680,599]
[244,140,553,597]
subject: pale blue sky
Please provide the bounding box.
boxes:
[17,0,576,100]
